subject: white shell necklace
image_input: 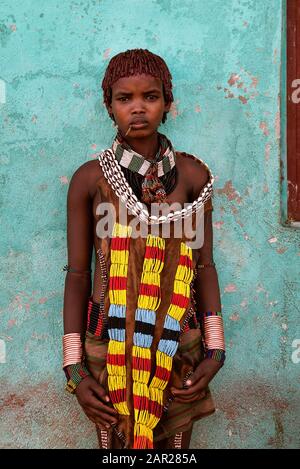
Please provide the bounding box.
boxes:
[98,148,214,225]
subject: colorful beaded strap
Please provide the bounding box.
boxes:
[106,222,196,449]
[133,240,194,449]
[132,234,165,448]
[106,223,132,415]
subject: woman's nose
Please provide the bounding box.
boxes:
[131,98,146,113]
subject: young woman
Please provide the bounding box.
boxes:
[62,49,226,449]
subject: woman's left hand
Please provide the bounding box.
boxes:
[170,358,223,404]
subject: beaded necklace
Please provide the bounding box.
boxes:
[113,131,177,204]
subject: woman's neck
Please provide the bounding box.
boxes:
[122,132,160,160]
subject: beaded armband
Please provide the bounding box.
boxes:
[63,362,91,394]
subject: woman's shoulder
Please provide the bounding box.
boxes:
[175,150,214,195]
[69,157,104,199]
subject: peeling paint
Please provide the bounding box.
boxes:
[260,121,269,136]
[103,48,111,59]
[276,247,288,254]
[170,100,179,119]
[228,74,240,86]
[216,181,242,204]
[229,313,240,321]
[238,95,248,104]
[38,297,48,304]
[7,319,16,328]
[59,176,69,184]
[213,221,224,229]
[224,284,237,293]
[265,142,271,161]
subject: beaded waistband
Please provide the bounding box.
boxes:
[86,297,198,339]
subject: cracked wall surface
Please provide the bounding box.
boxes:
[0,0,299,449]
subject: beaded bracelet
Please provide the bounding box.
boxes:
[205,349,226,366]
[63,332,91,394]
[63,362,91,394]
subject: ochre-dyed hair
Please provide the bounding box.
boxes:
[102,48,174,123]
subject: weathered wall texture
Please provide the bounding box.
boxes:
[0,0,299,449]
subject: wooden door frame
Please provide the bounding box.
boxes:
[286,0,300,224]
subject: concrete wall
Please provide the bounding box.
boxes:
[1,0,299,449]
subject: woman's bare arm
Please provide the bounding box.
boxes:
[193,208,222,312]
[62,162,118,428]
[63,163,94,335]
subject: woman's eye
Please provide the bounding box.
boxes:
[147,95,158,100]
[118,97,129,102]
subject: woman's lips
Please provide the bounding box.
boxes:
[130,121,148,129]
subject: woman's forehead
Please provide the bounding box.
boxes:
[111,74,163,92]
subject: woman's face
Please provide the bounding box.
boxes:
[108,73,171,139]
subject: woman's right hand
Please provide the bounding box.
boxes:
[75,375,119,430]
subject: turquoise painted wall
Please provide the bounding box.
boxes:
[1,0,299,449]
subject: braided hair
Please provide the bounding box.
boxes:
[102,48,174,123]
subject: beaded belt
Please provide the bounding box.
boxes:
[86,297,198,339]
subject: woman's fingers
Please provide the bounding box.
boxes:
[85,410,111,430]
[75,376,119,427]
[79,391,118,425]
[171,376,207,398]
[88,404,117,422]
[89,380,111,404]
[84,403,118,426]
[88,394,118,417]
